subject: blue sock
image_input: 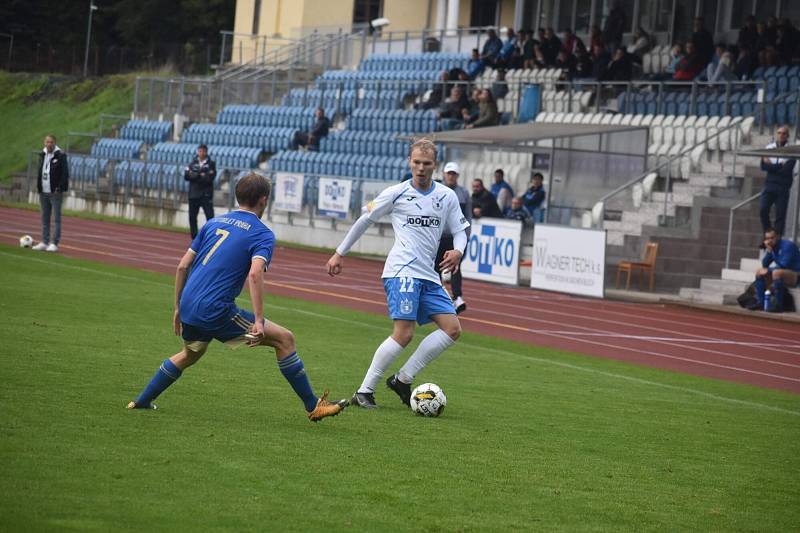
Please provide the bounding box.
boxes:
[135,359,182,406]
[772,279,785,310]
[755,276,766,304]
[278,352,318,412]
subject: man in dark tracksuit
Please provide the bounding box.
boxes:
[184,144,216,239]
[759,126,796,236]
[33,134,69,252]
[435,162,472,314]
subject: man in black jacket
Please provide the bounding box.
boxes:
[471,178,503,219]
[184,144,216,239]
[291,107,330,151]
[33,134,69,252]
[759,126,797,235]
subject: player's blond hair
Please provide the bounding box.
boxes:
[408,137,437,159]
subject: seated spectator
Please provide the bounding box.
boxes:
[556,49,577,80]
[291,107,329,151]
[522,173,546,222]
[664,44,684,76]
[492,69,509,100]
[626,26,652,62]
[775,25,794,65]
[707,52,737,82]
[496,28,519,67]
[419,70,450,110]
[471,178,503,219]
[464,87,481,120]
[465,48,485,80]
[532,45,548,69]
[541,27,562,66]
[699,44,726,81]
[674,41,705,81]
[438,85,469,130]
[574,47,594,78]
[752,228,800,312]
[464,89,499,129]
[591,44,611,79]
[735,45,756,80]
[505,197,531,224]
[561,28,585,56]
[490,168,514,212]
[755,22,770,54]
[481,29,503,66]
[602,47,633,81]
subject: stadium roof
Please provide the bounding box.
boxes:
[402,123,647,146]
[735,145,800,158]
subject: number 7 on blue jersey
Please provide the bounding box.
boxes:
[203,228,230,265]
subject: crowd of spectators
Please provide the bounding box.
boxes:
[467,169,547,226]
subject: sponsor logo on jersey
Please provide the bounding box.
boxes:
[406,215,441,227]
[405,196,416,201]
[432,194,446,210]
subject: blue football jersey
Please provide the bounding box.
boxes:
[180,210,275,329]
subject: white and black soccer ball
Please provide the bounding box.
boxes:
[19,235,33,248]
[410,383,446,417]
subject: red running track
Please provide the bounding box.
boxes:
[2,206,799,394]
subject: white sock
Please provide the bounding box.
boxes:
[358,336,405,393]
[397,330,455,384]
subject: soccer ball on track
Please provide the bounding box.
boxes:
[19,235,33,248]
[410,383,446,417]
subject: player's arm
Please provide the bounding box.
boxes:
[440,229,467,273]
[246,257,267,340]
[173,249,196,335]
[327,186,396,276]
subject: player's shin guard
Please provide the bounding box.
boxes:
[397,329,454,384]
[358,336,405,393]
[134,359,182,407]
[277,352,318,412]
[755,276,766,304]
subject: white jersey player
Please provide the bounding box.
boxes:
[326,138,470,409]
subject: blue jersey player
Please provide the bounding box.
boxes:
[326,138,470,409]
[127,173,347,422]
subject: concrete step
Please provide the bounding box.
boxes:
[740,257,761,271]
[679,287,741,305]
[721,268,754,282]
[699,277,749,293]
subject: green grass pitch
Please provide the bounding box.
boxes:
[0,244,798,532]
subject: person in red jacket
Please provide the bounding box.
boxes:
[673,41,705,81]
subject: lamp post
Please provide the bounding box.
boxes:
[83,1,98,77]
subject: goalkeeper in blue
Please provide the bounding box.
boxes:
[127,172,348,422]
[326,138,470,409]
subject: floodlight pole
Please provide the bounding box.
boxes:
[83,1,98,77]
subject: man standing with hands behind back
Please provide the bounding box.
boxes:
[184,144,216,239]
[759,126,796,237]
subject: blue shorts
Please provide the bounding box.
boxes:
[383,277,456,325]
[182,308,263,351]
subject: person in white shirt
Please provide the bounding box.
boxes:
[33,134,69,252]
[326,138,470,409]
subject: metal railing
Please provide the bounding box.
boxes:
[594,119,749,228]
[724,192,762,270]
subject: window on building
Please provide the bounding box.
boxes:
[353,0,383,26]
[780,0,800,21]
[639,0,671,33]
[730,0,752,30]
[252,0,261,35]
[471,0,499,27]
[574,0,592,33]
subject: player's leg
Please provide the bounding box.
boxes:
[389,282,461,406]
[188,199,200,239]
[352,277,419,408]
[127,343,207,410]
[770,269,798,311]
[233,311,347,421]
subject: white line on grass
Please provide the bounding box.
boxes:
[3,249,798,417]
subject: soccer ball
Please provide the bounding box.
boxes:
[410,383,447,417]
[19,235,33,248]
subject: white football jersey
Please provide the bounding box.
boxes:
[365,180,470,284]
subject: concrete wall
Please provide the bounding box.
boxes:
[383,0,432,33]
[301,0,355,35]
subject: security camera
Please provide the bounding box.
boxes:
[370,17,390,29]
